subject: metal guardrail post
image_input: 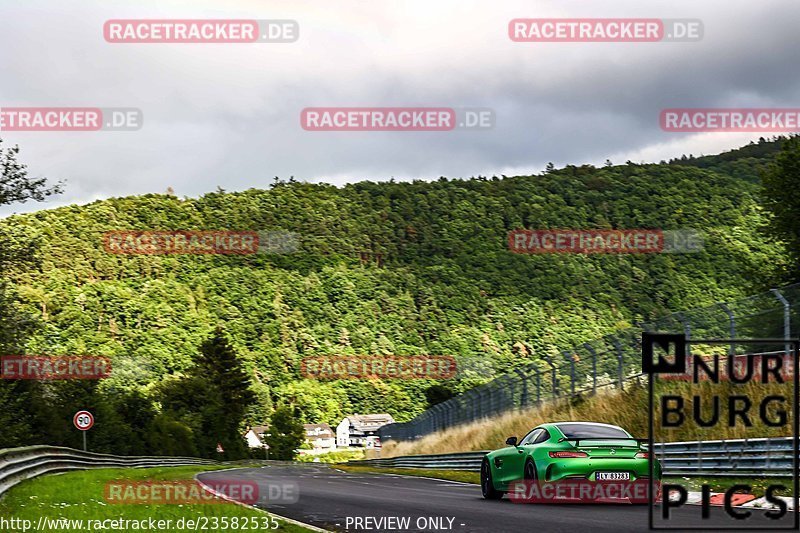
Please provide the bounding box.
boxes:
[698,440,703,473]
[766,438,771,471]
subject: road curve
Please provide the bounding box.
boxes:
[197,463,793,532]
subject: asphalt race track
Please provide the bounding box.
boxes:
[197,463,795,532]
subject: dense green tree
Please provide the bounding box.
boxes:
[159,329,255,458]
[263,406,305,461]
[762,136,800,278]
[146,414,198,456]
[0,139,61,448]
[425,384,455,407]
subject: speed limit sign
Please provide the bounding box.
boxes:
[73,410,94,431]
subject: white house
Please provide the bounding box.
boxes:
[301,423,337,454]
[244,425,270,449]
[336,414,395,448]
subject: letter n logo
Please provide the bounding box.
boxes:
[642,332,686,375]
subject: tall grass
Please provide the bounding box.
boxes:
[381,379,794,457]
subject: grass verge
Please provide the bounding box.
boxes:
[662,476,792,494]
[0,465,314,532]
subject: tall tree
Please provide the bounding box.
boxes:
[0,139,61,448]
[191,328,255,458]
[263,405,305,461]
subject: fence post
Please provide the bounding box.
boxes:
[676,312,691,356]
[563,351,576,396]
[515,368,530,409]
[490,379,501,415]
[610,337,624,389]
[770,288,791,355]
[718,302,736,356]
[540,354,558,398]
[584,343,597,394]
[434,404,444,432]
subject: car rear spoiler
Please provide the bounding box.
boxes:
[558,437,649,447]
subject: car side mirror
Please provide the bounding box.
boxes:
[506,436,518,446]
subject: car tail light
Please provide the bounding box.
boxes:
[549,451,588,458]
[635,452,650,459]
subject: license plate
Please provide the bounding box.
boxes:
[596,472,630,481]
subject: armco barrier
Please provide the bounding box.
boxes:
[0,445,218,498]
[350,437,797,477]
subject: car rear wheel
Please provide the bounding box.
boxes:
[524,459,537,480]
[481,459,503,500]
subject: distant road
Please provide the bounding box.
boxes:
[198,463,793,532]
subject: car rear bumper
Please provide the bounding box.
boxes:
[546,458,661,482]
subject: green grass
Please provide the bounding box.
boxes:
[0,466,314,532]
[662,476,791,494]
[296,449,365,464]
[336,465,479,484]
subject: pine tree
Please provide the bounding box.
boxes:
[192,328,256,459]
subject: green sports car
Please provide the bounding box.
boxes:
[481,421,660,500]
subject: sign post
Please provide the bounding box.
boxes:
[73,410,94,451]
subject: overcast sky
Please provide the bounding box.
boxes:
[0,0,797,217]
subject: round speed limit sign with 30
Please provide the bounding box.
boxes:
[73,410,94,431]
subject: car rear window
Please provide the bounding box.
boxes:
[556,424,630,439]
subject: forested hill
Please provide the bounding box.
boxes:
[0,146,787,431]
[667,135,788,183]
